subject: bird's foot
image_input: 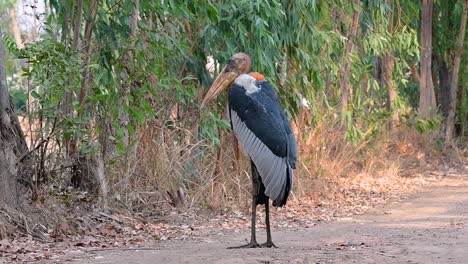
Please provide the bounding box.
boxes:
[227,241,261,249]
[261,241,278,248]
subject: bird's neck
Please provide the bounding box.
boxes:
[250,72,265,81]
[234,74,261,95]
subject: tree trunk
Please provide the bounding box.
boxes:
[65,0,84,160]
[0,144,18,208]
[81,0,109,207]
[436,55,451,119]
[383,0,396,130]
[78,0,98,110]
[445,0,468,142]
[410,62,420,83]
[383,53,396,128]
[339,0,361,115]
[419,0,437,118]
[0,29,19,208]
[72,0,84,50]
[8,8,24,49]
[460,70,466,137]
[119,0,140,148]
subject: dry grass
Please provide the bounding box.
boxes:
[106,121,253,213]
[17,103,462,219]
[103,109,454,215]
[294,118,447,205]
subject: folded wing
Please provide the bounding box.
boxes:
[228,79,296,206]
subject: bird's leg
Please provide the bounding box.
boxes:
[262,201,277,248]
[228,160,261,249]
[227,194,261,249]
[248,194,260,246]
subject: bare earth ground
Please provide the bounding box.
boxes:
[67,172,468,264]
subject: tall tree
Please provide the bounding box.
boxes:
[445,0,468,142]
[383,0,396,130]
[8,6,23,49]
[339,0,361,116]
[0,28,18,208]
[419,0,437,118]
[64,0,85,161]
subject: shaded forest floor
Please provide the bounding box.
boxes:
[1,163,466,263]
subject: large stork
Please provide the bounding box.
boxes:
[202,53,297,248]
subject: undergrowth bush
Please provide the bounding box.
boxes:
[102,102,442,213]
[5,0,463,215]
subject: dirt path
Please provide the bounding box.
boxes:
[71,173,468,264]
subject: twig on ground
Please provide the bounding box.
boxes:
[98,212,123,224]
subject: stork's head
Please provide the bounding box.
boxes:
[201,53,251,107]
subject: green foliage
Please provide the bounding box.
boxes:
[9,88,27,112]
[415,118,441,134]
[200,112,231,145]
[5,70,27,112]
[14,36,84,141]
[0,0,16,10]
[6,0,463,160]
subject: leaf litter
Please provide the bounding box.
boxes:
[0,168,454,263]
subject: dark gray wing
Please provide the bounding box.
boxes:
[256,80,297,169]
[228,80,295,203]
[281,111,297,169]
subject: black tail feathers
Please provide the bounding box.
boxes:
[272,167,292,207]
[251,159,293,207]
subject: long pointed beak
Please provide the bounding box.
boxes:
[201,67,238,108]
